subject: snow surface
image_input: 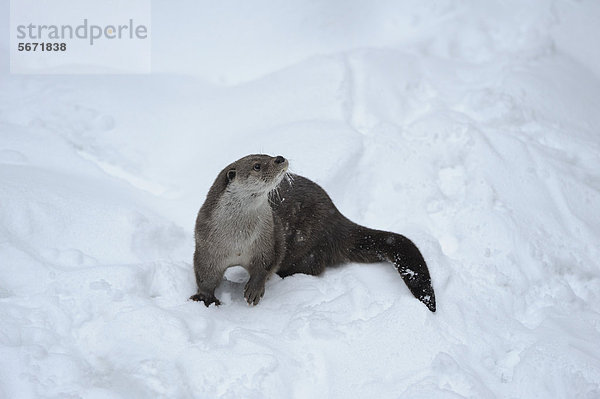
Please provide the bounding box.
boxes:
[2,0,600,398]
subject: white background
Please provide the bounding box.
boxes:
[10,0,150,73]
[1,0,600,398]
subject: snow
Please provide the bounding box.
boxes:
[1,0,600,397]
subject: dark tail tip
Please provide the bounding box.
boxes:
[406,274,437,312]
[392,237,437,313]
[420,289,436,312]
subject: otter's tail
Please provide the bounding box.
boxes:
[344,225,436,312]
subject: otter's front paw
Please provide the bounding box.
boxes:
[244,282,265,306]
[189,293,221,307]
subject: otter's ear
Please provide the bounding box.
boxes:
[226,169,236,182]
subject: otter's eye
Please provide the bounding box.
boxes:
[253,163,261,171]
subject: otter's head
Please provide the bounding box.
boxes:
[224,154,288,198]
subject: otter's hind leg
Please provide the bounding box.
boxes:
[276,250,328,278]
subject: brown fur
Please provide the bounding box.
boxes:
[191,154,436,311]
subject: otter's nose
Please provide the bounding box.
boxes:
[274,155,286,164]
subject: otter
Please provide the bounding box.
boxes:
[190,154,436,312]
